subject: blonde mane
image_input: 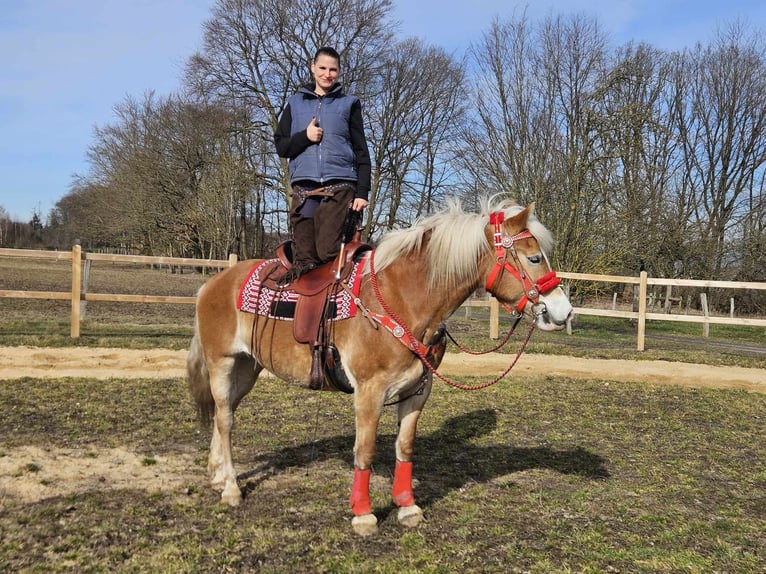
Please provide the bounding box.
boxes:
[370,197,555,291]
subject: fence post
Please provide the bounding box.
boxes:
[228,253,238,266]
[489,297,499,340]
[663,284,672,314]
[700,293,710,337]
[70,245,82,338]
[637,270,648,351]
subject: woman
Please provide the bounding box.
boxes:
[274,46,371,284]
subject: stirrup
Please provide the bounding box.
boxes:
[276,268,300,287]
[276,263,315,287]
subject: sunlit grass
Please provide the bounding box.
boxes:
[1,375,763,572]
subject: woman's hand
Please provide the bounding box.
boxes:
[307,117,323,143]
[352,198,368,211]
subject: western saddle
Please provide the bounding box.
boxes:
[258,236,371,392]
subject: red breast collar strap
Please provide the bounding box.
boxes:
[369,312,433,357]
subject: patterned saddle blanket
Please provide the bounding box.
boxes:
[237,256,366,321]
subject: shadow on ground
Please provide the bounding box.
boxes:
[238,408,609,512]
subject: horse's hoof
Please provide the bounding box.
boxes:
[397,504,423,528]
[220,484,242,507]
[352,513,378,536]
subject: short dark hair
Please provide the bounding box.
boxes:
[314,46,340,65]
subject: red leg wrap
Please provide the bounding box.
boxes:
[349,467,372,516]
[392,460,415,507]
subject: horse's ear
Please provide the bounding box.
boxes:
[505,205,533,230]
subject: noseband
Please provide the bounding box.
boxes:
[484,211,561,315]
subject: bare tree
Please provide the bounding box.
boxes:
[461,15,540,201]
[364,38,466,236]
[595,42,687,277]
[0,206,9,247]
[183,0,396,247]
[57,93,250,259]
[674,23,766,280]
[462,13,611,272]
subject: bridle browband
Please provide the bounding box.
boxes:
[484,210,561,315]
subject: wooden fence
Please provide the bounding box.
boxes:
[1,247,765,349]
[560,271,766,349]
[464,271,766,350]
[0,246,236,337]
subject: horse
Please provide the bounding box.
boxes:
[187,197,573,535]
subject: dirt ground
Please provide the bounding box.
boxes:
[0,345,763,391]
[1,346,763,505]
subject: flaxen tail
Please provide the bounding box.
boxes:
[187,314,214,427]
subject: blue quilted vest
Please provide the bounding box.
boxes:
[286,84,358,184]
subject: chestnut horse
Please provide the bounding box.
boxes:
[187,198,572,535]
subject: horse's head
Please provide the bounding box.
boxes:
[482,203,573,331]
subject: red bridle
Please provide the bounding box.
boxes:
[361,211,564,392]
[485,211,561,315]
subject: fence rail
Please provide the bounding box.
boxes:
[0,246,237,337]
[1,247,765,349]
[560,270,766,350]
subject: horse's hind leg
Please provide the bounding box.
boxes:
[208,354,260,506]
[393,374,433,527]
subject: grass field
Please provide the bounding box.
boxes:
[1,255,765,572]
[1,375,764,573]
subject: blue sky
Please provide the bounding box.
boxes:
[1,0,764,222]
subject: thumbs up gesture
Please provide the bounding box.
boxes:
[307,116,323,143]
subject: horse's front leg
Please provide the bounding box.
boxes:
[350,383,385,536]
[393,373,432,528]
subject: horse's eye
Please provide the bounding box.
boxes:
[527,254,542,264]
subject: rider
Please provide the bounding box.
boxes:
[274,46,371,285]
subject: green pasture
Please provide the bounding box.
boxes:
[1,375,764,573]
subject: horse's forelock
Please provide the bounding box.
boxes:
[483,197,555,256]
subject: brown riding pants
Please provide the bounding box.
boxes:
[289,184,355,269]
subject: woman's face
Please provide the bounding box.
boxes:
[310,53,340,96]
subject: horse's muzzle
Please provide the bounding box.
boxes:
[533,293,573,331]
